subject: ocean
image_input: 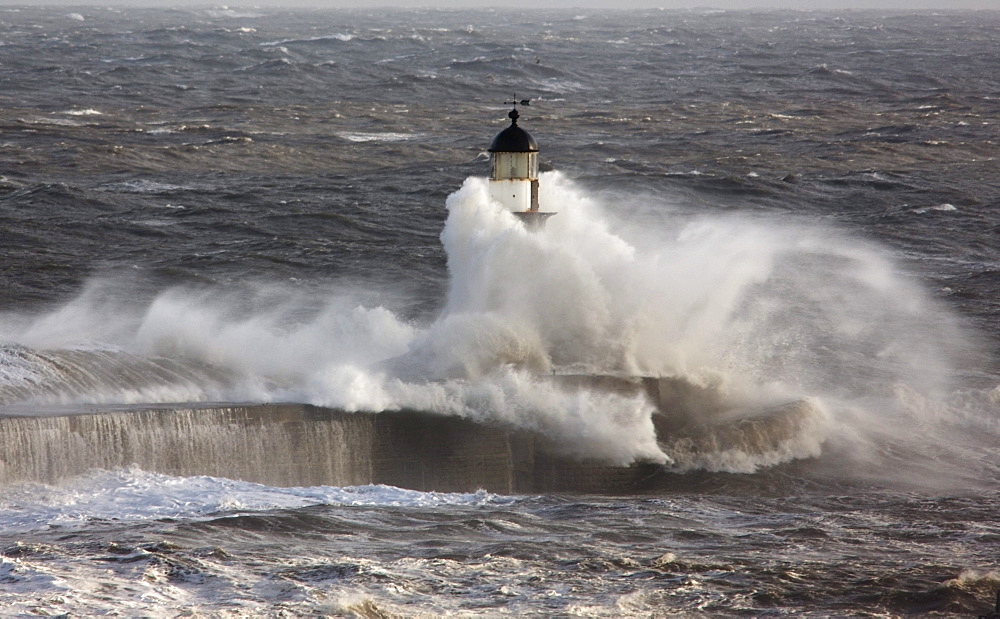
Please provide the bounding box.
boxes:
[0,6,998,616]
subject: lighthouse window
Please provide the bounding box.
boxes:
[491,152,538,180]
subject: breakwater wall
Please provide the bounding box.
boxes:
[0,404,664,493]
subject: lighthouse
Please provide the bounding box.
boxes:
[488,101,555,229]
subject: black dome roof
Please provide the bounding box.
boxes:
[488,108,538,153]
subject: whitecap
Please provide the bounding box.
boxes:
[912,203,958,214]
[0,467,517,534]
[338,132,416,143]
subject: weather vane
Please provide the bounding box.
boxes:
[505,96,531,108]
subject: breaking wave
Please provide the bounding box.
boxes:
[0,174,990,476]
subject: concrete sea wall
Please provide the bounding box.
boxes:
[0,404,664,493]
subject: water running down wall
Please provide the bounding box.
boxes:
[0,404,668,493]
[0,371,828,493]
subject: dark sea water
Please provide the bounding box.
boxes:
[1,6,999,616]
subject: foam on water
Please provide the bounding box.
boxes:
[337,132,416,142]
[0,469,514,616]
[0,466,511,535]
[0,174,991,475]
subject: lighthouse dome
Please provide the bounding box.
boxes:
[488,109,538,153]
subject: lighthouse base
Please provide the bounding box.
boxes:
[514,210,557,230]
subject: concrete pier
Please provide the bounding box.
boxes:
[0,404,666,493]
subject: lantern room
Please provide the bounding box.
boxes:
[487,102,555,229]
[488,105,539,213]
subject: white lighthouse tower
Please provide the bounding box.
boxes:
[488,101,555,230]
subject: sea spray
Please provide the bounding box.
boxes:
[0,173,982,472]
[430,172,981,474]
[434,174,641,375]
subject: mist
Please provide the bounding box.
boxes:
[1,172,987,480]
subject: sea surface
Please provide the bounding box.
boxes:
[1,6,999,616]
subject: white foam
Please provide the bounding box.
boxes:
[338,132,416,143]
[261,33,353,46]
[913,203,958,214]
[99,179,189,193]
[0,467,513,534]
[0,174,989,473]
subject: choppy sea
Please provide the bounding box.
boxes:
[0,6,998,616]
